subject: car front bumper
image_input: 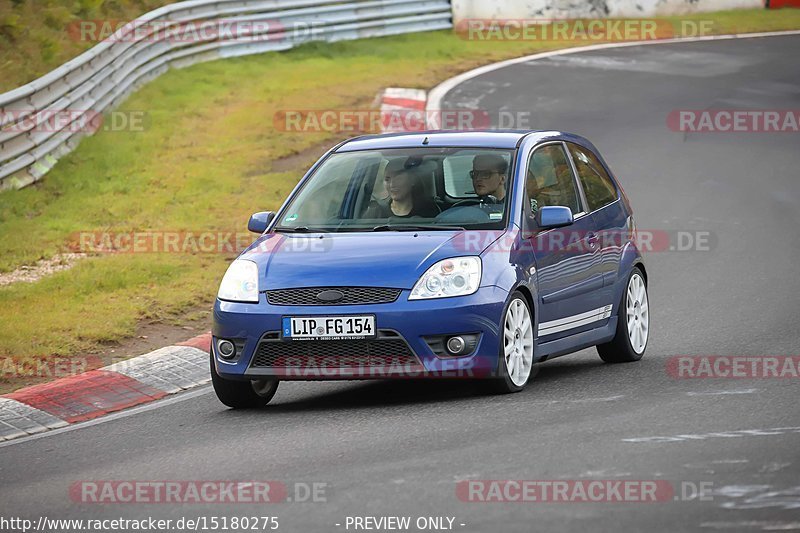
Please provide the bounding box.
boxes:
[212,286,509,381]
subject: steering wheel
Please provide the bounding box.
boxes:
[435,205,491,224]
[450,198,482,208]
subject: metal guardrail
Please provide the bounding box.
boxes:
[0,0,452,191]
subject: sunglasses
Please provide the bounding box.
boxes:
[470,170,501,180]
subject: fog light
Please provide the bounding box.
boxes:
[446,336,466,355]
[217,339,236,359]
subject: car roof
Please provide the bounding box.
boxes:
[335,130,590,152]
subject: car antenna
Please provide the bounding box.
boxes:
[422,136,429,145]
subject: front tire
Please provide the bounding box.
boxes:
[210,351,279,408]
[491,292,535,393]
[597,267,649,363]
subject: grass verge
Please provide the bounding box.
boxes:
[0,0,172,92]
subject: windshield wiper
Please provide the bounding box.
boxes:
[273,226,327,233]
[372,224,465,232]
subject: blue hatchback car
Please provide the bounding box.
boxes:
[211,130,649,407]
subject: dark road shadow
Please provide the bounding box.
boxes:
[214,352,634,415]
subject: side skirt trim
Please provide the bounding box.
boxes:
[538,305,613,336]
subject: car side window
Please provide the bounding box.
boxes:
[568,143,618,212]
[526,144,581,216]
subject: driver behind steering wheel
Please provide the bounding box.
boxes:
[470,154,507,208]
[471,154,507,203]
[436,153,509,224]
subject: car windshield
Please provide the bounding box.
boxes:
[274,147,514,232]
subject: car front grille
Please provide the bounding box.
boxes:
[250,331,418,368]
[266,287,401,306]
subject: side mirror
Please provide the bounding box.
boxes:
[536,206,573,229]
[248,211,275,233]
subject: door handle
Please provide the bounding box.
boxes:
[585,232,599,250]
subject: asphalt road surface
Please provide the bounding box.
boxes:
[2,34,799,533]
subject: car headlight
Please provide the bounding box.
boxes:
[217,259,259,303]
[409,257,482,300]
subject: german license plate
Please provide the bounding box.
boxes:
[282,315,376,341]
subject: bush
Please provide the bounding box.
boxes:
[0,12,22,41]
[77,0,107,17]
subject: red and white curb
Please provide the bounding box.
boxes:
[0,332,212,442]
[379,87,428,133]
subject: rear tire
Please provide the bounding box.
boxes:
[597,267,649,363]
[490,291,535,393]
[210,351,279,408]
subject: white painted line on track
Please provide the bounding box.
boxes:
[623,427,800,444]
[701,521,800,530]
[687,389,758,396]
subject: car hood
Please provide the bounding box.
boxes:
[240,230,504,290]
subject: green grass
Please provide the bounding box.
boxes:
[0,0,173,92]
[1,8,800,365]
